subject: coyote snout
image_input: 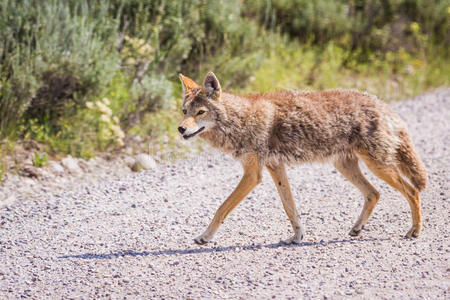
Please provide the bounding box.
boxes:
[179,72,427,245]
[178,117,205,140]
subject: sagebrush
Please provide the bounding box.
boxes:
[0,0,448,158]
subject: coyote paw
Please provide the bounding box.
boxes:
[349,225,364,236]
[281,234,304,245]
[405,226,421,238]
[194,235,210,245]
[349,227,362,236]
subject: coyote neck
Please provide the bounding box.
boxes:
[200,93,272,160]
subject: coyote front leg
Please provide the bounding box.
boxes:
[266,162,304,244]
[194,155,262,245]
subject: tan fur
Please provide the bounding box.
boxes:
[179,72,428,244]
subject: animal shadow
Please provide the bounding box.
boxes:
[59,237,389,260]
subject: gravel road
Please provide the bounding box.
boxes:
[1,90,449,299]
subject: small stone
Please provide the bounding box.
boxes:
[131,154,156,172]
[123,156,136,168]
[61,156,82,174]
[48,161,65,174]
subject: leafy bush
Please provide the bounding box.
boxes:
[244,0,351,43]
[243,0,449,57]
[245,39,449,101]
[113,0,266,88]
[0,0,120,136]
[0,0,448,158]
[32,152,48,168]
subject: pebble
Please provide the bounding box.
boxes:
[133,154,157,171]
[48,161,65,174]
[61,156,82,174]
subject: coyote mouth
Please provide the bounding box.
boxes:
[183,126,205,140]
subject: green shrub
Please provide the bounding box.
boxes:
[243,0,449,57]
[0,150,5,182]
[0,73,37,138]
[111,0,267,87]
[0,0,448,159]
[32,152,48,168]
[0,0,120,137]
[244,0,351,43]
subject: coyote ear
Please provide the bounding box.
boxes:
[203,71,221,100]
[179,74,199,98]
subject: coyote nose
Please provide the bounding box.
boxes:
[178,126,186,134]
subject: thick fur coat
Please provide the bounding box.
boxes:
[178,72,427,244]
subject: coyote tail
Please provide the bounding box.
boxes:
[396,131,428,191]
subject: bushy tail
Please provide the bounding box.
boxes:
[396,131,428,191]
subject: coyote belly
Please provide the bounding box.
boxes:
[178,72,427,245]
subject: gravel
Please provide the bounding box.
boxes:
[1,89,449,299]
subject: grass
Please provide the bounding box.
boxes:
[240,41,449,101]
[0,139,15,181]
[32,152,49,168]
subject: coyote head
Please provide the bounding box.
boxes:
[178,72,222,140]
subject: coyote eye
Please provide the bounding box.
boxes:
[182,109,187,115]
[197,110,206,115]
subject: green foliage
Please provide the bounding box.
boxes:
[126,74,174,127]
[0,139,14,181]
[245,39,449,101]
[0,0,120,137]
[20,118,51,143]
[0,149,5,182]
[244,0,449,57]
[32,152,48,168]
[129,108,186,159]
[244,0,351,43]
[112,0,266,88]
[0,0,448,159]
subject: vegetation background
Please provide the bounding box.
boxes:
[0,0,449,178]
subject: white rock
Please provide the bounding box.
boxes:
[87,157,106,167]
[84,158,98,172]
[61,155,82,174]
[123,156,136,168]
[0,194,16,206]
[48,161,65,174]
[133,154,156,171]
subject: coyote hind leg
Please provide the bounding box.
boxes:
[334,156,380,236]
[359,154,422,238]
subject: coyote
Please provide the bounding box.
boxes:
[178,72,427,245]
